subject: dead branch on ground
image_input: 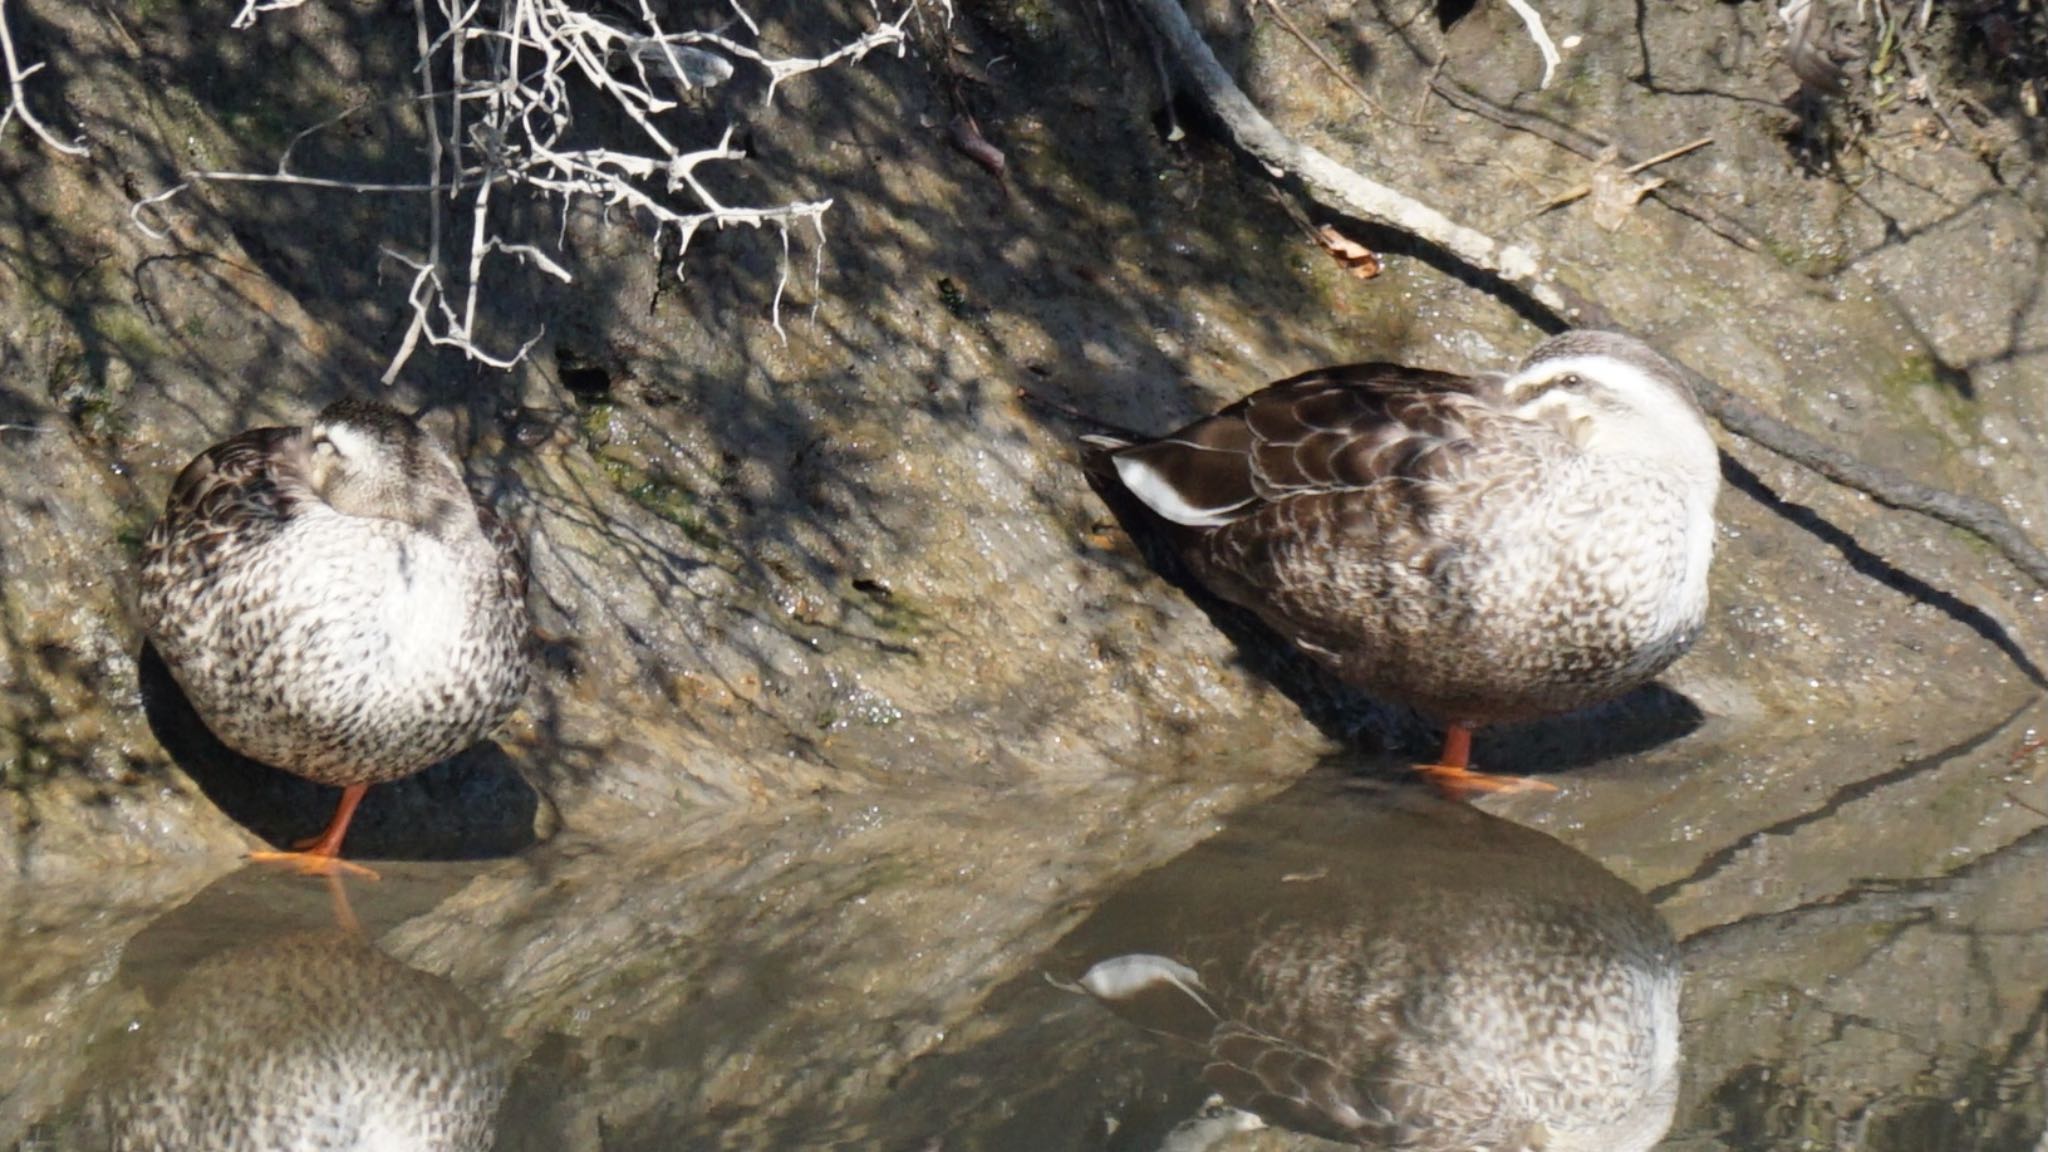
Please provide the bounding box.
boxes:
[1123,0,2048,595]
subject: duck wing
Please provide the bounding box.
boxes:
[143,426,309,578]
[472,499,530,611]
[1088,364,1506,530]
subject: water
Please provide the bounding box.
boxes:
[7,707,2048,1151]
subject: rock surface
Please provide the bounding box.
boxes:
[4,0,2048,1146]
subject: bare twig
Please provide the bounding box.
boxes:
[1688,375,2048,591]
[1626,136,1715,174]
[230,0,308,30]
[1425,75,1768,253]
[1532,137,1712,216]
[1246,0,1382,117]
[1130,0,2048,593]
[1879,0,1971,148]
[132,0,948,376]
[0,0,86,156]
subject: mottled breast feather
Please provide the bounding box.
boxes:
[137,408,532,789]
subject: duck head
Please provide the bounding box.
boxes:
[1501,330,1721,502]
[304,398,476,542]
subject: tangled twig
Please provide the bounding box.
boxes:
[132,0,947,380]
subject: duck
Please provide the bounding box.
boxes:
[91,929,507,1151]
[137,398,531,876]
[1065,778,1682,1152]
[1082,330,1720,795]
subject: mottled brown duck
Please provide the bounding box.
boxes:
[92,929,507,1151]
[137,399,530,876]
[1084,330,1720,795]
[1068,780,1682,1152]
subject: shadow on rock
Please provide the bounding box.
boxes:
[137,642,543,861]
[1478,682,1706,775]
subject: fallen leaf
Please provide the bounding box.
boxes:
[1315,224,1382,279]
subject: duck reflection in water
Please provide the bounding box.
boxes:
[90,879,507,1152]
[1064,779,1680,1152]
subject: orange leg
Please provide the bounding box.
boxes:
[248,783,380,880]
[1412,723,1559,801]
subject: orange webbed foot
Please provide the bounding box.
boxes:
[246,849,381,881]
[1413,762,1560,802]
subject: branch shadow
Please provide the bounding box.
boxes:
[1721,454,2048,689]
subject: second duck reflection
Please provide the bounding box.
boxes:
[1059,775,1681,1152]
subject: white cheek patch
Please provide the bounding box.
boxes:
[316,423,378,464]
[1508,355,1710,459]
[1114,451,1253,527]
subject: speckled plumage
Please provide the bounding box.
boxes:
[1071,784,1682,1152]
[137,399,530,793]
[1085,330,1721,729]
[93,932,506,1151]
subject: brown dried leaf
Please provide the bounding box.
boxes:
[1314,224,1382,279]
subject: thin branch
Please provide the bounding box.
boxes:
[176,171,463,193]
[1425,74,1767,253]
[1130,0,2048,594]
[1246,0,1382,117]
[230,0,308,30]
[1125,0,1576,318]
[1689,374,2048,590]
[1501,0,1562,89]
[151,0,948,376]
[1879,0,1971,149]
[0,0,87,156]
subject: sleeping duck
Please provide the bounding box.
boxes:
[1084,331,1720,795]
[138,399,530,875]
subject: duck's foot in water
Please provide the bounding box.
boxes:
[1413,761,1559,801]
[247,848,381,880]
[1413,723,1558,801]
[248,781,379,878]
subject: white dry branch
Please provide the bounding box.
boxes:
[132,0,946,381]
[1123,0,1565,315]
[1501,0,1562,90]
[0,0,87,156]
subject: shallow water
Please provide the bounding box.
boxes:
[8,705,2048,1151]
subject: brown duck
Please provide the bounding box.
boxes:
[1067,779,1683,1151]
[137,399,530,876]
[1084,331,1720,794]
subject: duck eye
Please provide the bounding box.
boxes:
[1560,373,1584,389]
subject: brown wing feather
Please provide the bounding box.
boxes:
[1104,364,1501,527]
[142,426,308,581]
[473,497,530,611]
